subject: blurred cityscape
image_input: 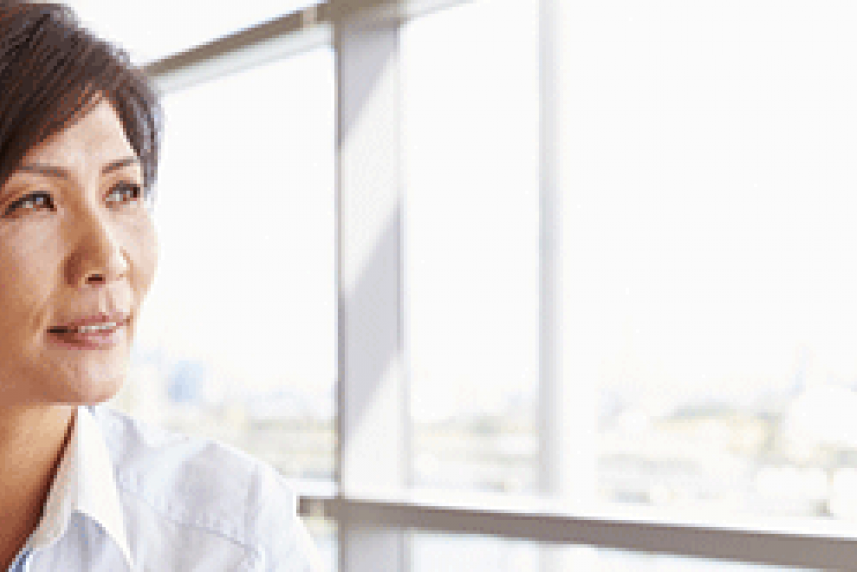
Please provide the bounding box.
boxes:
[114,348,857,525]
[415,385,857,523]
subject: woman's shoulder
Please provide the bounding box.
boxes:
[90,405,282,506]
[87,405,321,571]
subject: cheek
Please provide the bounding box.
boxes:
[0,226,61,329]
[0,227,61,288]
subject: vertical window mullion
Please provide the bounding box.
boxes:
[539,0,598,569]
[335,8,410,572]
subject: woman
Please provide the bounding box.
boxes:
[0,3,321,570]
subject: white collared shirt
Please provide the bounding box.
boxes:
[8,406,322,572]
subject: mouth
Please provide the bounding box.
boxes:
[47,315,130,349]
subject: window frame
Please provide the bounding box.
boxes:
[144,0,857,570]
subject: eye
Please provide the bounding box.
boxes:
[106,181,144,206]
[3,191,55,216]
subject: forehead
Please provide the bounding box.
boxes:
[20,100,137,169]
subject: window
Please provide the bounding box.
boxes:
[305,516,338,571]
[564,0,857,522]
[114,47,337,484]
[403,0,540,494]
[411,533,537,572]
[90,0,857,569]
[411,534,814,571]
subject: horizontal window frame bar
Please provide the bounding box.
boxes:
[143,0,472,93]
[143,13,331,94]
[144,8,315,80]
[296,489,857,569]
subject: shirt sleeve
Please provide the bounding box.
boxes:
[246,463,325,572]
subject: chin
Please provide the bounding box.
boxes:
[75,384,123,406]
[48,381,122,407]
[48,363,128,406]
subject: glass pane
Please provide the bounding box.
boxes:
[305,516,337,571]
[63,0,320,63]
[558,0,857,522]
[403,0,540,492]
[112,47,336,483]
[411,533,811,572]
[411,533,537,572]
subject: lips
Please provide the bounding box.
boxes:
[47,313,130,349]
[48,313,130,333]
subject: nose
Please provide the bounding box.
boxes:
[65,212,129,288]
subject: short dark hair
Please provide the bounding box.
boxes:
[0,1,162,191]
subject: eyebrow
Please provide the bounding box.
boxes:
[15,156,141,179]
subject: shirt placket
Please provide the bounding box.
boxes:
[7,549,30,572]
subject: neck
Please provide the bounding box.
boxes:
[0,405,75,569]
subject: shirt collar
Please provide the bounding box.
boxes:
[29,406,133,569]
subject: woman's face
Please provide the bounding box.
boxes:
[0,100,157,407]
